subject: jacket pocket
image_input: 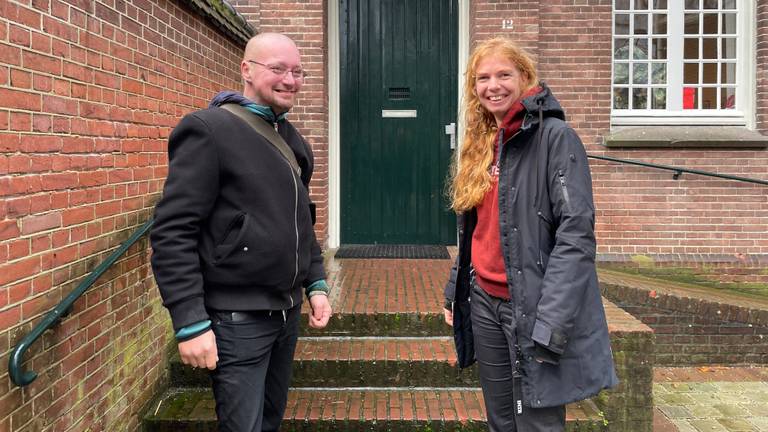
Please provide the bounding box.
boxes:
[536,211,554,272]
[214,212,249,262]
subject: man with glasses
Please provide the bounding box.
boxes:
[150,33,332,432]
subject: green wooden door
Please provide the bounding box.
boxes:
[340,0,458,245]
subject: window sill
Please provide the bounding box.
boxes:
[603,126,768,149]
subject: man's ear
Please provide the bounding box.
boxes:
[241,61,252,83]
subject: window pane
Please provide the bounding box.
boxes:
[703,14,718,34]
[632,88,648,109]
[684,38,699,59]
[685,0,699,10]
[720,87,735,109]
[653,14,667,34]
[683,87,698,109]
[684,14,699,34]
[615,14,630,35]
[652,88,667,109]
[684,63,699,84]
[652,38,668,59]
[722,0,735,9]
[614,88,629,109]
[721,38,736,59]
[614,63,629,84]
[722,13,736,34]
[721,62,736,84]
[702,38,717,59]
[616,0,630,10]
[615,38,630,59]
[703,0,718,9]
[654,0,667,9]
[635,0,649,9]
[633,39,648,59]
[701,87,716,109]
[652,63,667,84]
[634,14,648,35]
[633,63,648,84]
[702,63,717,83]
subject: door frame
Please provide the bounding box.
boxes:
[327,0,470,248]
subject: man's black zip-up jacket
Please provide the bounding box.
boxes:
[150,107,325,331]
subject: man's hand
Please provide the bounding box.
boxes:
[178,329,218,370]
[308,295,332,329]
[443,308,453,326]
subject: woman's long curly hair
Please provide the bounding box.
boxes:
[448,37,538,212]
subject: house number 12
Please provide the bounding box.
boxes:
[502,19,514,30]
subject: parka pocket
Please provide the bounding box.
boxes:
[536,211,554,272]
[214,212,249,262]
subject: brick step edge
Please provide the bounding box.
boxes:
[143,388,606,432]
[169,337,481,387]
[300,312,450,337]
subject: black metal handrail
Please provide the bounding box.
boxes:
[588,154,768,186]
[8,219,153,387]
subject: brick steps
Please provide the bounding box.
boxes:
[143,387,607,432]
[300,312,449,337]
[142,258,655,431]
[169,337,480,388]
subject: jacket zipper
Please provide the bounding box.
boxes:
[289,169,298,308]
[494,129,523,172]
[558,169,572,212]
[276,121,298,308]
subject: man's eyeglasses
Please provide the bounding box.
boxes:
[247,60,307,81]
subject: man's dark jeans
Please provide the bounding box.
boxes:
[470,283,566,432]
[209,304,301,432]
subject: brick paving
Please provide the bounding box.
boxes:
[150,387,601,424]
[324,257,452,314]
[653,367,768,432]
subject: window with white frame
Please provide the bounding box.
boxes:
[612,0,752,125]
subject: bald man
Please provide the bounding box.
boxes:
[150,33,332,431]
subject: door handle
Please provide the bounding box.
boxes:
[445,122,456,150]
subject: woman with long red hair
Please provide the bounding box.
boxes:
[443,37,618,431]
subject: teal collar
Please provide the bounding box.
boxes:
[243,103,287,124]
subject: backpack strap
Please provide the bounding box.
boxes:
[220,104,301,175]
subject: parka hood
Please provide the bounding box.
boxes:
[520,82,566,131]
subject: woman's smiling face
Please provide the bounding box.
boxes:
[474,54,529,126]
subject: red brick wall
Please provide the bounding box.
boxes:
[603,282,768,366]
[471,0,768,260]
[231,0,330,244]
[758,0,768,133]
[0,0,243,429]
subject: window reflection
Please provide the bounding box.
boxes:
[702,14,718,35]
[652,88,667,109]
[632,88,648,109]
[684,14,699,34]
[634,14,648,35]
[721,63,735,84]
[613,88,629,109]
[615,14,630,35]
[721,38,736,59]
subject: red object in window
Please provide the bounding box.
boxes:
[725,94,735,109]
[683,87,695,109]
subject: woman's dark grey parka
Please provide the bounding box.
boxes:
[444,84,619,408]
